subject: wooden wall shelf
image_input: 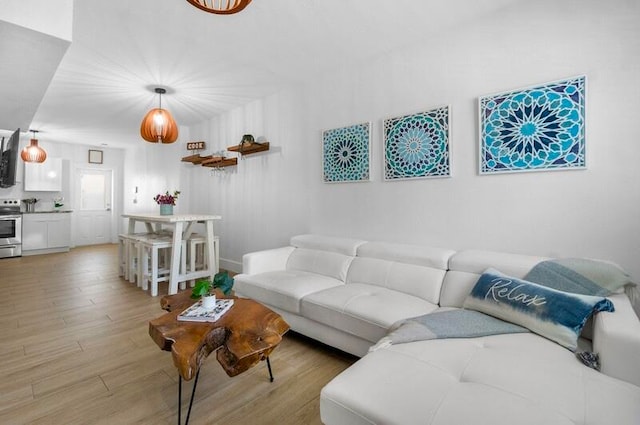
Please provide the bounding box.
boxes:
[201,157,238,168]
[181,154,221,165]
[227,141,269,156]
[182,138,270,171]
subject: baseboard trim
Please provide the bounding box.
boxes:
[220,258,242,274]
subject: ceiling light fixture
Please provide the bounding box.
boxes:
[21,130,47,163]
[186,0,252,15]
[140,87,178,144]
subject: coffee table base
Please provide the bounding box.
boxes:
[177,357,275,425]
[149,293,288,425]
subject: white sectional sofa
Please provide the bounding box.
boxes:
[234,234,640,425]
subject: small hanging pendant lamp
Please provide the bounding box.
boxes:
[140,88,179,144]
[186,0,252,15]
[21,130,47,163]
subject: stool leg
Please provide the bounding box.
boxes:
[214,238,220,273]
[118,238,124,277]
[141,245,149,291]
[151,246,159,296]
[128,241,138,284]
[189,240,196,287]
[123,240,130,281]
[179,241,187,291]
[136,242,144,287]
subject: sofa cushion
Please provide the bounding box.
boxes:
[348,242,454,304]
[233,270,343,314]
[593,293,640,387]
[356,241,454,269]
[346,257,446,304]
[301,283,439,343]
[320,333,640,425]
[463,269,614,351]
[440,250,548,308]
[286,248,354,282]
[290,234,366,256]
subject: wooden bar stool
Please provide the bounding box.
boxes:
[140,236,188,296]
[186,234,220,287]
[118,233,150,284]
[118,234,130,279]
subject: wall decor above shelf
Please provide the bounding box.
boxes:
[201,157,238,168]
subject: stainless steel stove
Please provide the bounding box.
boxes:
[0,198,22,258]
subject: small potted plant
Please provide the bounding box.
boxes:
[191,271,234,309]
[53,197,64,209]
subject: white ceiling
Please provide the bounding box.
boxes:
[0,0,524,148]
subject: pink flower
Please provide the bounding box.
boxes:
[154,190,180,205]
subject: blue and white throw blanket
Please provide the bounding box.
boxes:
[524,258,633,296]
[369,309,529,352]
[463,268,614,351]
[371,258,633,352]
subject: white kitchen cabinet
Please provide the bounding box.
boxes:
[24,158,63,191]
[22,212,71,254]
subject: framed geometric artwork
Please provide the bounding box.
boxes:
[322,122,371,183]
[479,75,586,174]
[383,105,450,181]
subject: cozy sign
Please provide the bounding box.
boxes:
[186,141,206,150]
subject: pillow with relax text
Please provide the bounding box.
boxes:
[463,268,614,351]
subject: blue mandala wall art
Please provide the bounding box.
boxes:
[322,122,371,183]
[479,76,586,174]
[383,106,451,181]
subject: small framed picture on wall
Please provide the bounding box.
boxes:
[88,149,103,164]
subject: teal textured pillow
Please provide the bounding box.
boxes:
[463,268,614,351]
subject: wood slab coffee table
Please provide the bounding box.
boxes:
[149,290,289,424]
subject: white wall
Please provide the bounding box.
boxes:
[183,88,311,271]
[120,127,190,233]
[182,0,640,280]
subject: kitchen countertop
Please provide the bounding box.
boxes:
[23,210,73,214]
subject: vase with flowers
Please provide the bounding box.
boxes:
[154,190,180,215]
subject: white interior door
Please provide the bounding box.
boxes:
[75,168,113,246]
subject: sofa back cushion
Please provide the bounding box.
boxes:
[290,234,366,256]
[440,250,548,308]
[286,234,366,282]
[347,241,455,304]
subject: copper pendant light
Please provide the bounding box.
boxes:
[186,0,252,15]
[21,130,47,163]
[140,88,179,144]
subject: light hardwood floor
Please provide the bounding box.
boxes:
[0,244,357,424]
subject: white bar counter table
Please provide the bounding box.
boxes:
[122,213,222,295]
